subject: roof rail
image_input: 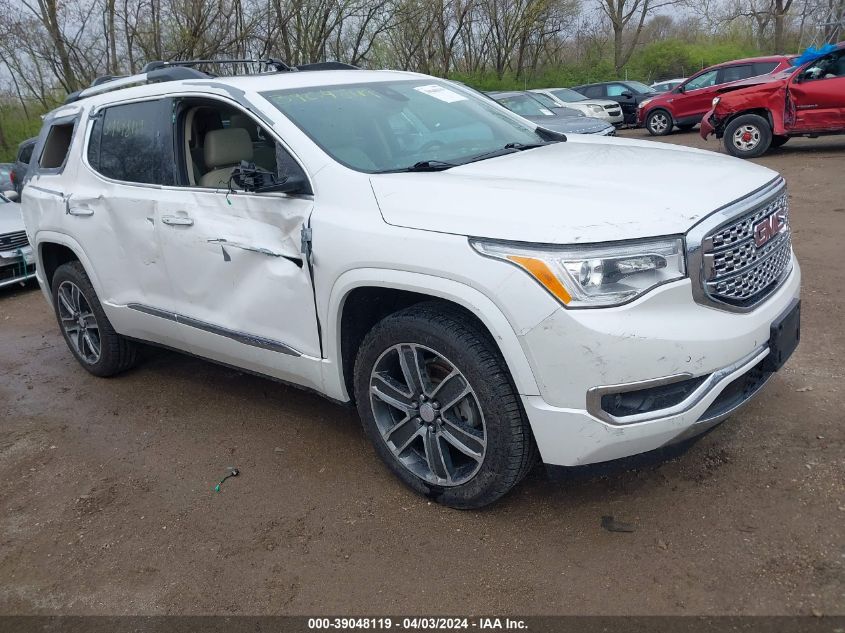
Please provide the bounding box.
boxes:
[64,66,209,103]
[142,58,359,73]
[64,59,360,104]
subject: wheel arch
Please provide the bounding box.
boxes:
[36,232,103,305]
[324,269,541,403]
[717,108,777,138]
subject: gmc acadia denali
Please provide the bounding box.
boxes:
[20,61,801,508]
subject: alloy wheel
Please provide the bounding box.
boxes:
[368,343,486,486]
[649,112,669,133]
[57,280,101,364]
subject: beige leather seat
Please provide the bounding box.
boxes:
[200,128,253,188]
[229,113,277,172]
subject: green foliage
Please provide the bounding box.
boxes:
[452,37,769,92]
[0,103,47,162]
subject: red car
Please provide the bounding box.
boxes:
[637,55,793,136]
[701,43,845,158]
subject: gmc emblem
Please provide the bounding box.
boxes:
[754,211,787,248]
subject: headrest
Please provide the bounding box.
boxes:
[229,113,259,141]
[204,128,253,169]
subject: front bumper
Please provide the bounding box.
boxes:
[517,259,801,467]
[0,245,36,289]
[700,107,718,138]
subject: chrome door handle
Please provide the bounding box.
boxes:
[161,215,194,226]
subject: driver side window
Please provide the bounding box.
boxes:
[800,51,845,81]
[178,99,307,191]
[684,70,718,91]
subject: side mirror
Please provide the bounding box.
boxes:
[675,84,685,93]
[232,161,307,195]
[256,175,307,195]
[3,190,19,202]
[621,92,633,98]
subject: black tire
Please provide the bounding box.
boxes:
[723,114,772,158]
[353,302,537,509]
[677,122,696,132]
[51,261,138,377]
[645,109,673,136]
[771,135,790,148]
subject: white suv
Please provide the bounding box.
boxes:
[21,62,801,508]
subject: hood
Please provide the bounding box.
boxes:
[526,114,611,135]
[0,202,25,238]
[714,75,790,114]
[369,135,778,244]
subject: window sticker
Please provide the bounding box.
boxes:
[414,84,467,103]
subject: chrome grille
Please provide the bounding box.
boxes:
[0,231,29,251]
[700,190,792,307]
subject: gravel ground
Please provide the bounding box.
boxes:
[0,129,843,616]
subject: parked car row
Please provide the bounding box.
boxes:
[487,91,616,135]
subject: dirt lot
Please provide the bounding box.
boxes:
[1,130,843,616]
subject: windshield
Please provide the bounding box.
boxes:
[530,92,559,108]
[495,94,554,117]
[549,88,587,103]
[262,80,544,173]
[625,81,657,95]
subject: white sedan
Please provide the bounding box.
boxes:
[530,87,623,124]
[0,191,36,289]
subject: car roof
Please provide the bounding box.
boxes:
[707,54,792,69]
[64,68,431,110]
[487,91,530,99]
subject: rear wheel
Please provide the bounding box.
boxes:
[354,302,537,509]
[51,261,138,377]
[646,109,673,136]
[723,114,772,158]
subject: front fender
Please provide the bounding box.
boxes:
[321,268,542,402]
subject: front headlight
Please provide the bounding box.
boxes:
[589,104,604,114]
[638,98,653,109]
[712,97,721,107]
[471,237,686,308]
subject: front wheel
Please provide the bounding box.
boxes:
[645,109,673,136]
[354,302,537,509]
[723,114,772,158]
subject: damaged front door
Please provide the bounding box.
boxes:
[156,186,320,373]
[156,99,321,384]
[788,50,845,132]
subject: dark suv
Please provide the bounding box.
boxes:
[570,81,658,124]
[10,138,37,197]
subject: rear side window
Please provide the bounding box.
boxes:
[39,123,75,169]
[754,61,779,75]
[18,143,34,163]
[88,99,176,185]
[720,64,755,83]
[582,85,604,99]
